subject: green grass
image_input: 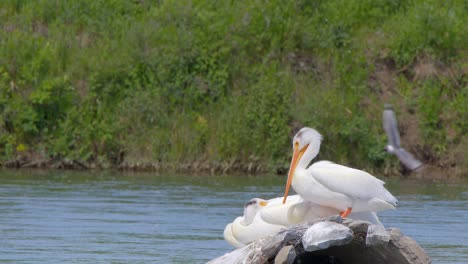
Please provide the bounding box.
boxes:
[0,0,466,174]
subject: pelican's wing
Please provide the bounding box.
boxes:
[262,200,342,226]
[260,196,302,226]
[223,223,246,248]
[394,148,423,171]
[266,194,302,206]
[309,161,398,210]
[260,203,293,226]
[383,105,401,148]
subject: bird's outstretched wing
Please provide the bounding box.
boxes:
[310,161,399,210]
[394,148,423,171]
[382,104,423,171]
[383,104,400,150]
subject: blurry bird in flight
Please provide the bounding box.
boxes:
[383,104,423,171]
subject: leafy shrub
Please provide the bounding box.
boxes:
[385,0,466,66]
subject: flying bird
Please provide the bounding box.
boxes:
[282,127,398,218]
[383,104,423,171]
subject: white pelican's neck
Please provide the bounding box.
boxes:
[296,135,321,170]
[242,199,263,225]
[242,205,256,225]
[283,127,323,204]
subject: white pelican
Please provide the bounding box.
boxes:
[224,195,384,248]
[223,198,285,248]
[261,195,383,226]
[282,127,398,217]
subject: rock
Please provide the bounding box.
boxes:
[366,224,391,246]
[209,218,431,264]
[274,245,296,264]
[347,220,371,234]
[302,221,354,252]
[389,227,404,240]
[389,228,432,264]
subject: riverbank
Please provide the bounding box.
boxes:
[1,1,466,177]
[1,156,466,182]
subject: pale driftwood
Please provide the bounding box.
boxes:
[208,217,431,264]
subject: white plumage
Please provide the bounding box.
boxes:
[224,195,384,248]
[223,198,284,248]
[283,127,398,217]
[223,127,399,248]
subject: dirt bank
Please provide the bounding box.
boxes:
[2,155,466,182]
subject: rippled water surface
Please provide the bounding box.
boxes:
[0,170,466,263]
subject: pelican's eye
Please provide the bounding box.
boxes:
[244,200,257,207]
[259,201,268,207]
[294,142,299,149]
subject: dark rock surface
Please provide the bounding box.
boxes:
[208,217,431,264]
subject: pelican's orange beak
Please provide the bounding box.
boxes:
[283,143,308,204]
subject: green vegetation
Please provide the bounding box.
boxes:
[0,0,466,175]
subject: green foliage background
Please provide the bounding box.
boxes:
[0,0,466,174]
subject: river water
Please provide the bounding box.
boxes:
[0,170,466,263]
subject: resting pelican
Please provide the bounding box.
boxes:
[282,127,398,217]
[261,195,383,226]
[223,198,285,248]
[224,195,384,248]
